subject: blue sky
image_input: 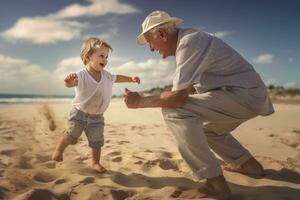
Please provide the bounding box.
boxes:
[0,0,299,95]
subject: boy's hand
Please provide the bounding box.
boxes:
[64,73,78,87]
[131,76,140,84]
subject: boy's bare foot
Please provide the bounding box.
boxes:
[92,163,106,173]
[222,157,264,176]
[52,150,63,162]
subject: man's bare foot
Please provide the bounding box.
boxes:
[222,157,264,176]
[52,150,63,162]
[92,163,106,173]
[203,175,231,200]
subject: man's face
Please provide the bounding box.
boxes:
[144,31,170,59]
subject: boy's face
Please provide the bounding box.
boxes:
[87,46,109,72]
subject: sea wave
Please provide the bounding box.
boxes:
[0,97,72,104]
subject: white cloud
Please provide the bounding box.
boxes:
[1,0,139,44]
[110,56,130,63]
[108,59,175,94]
[2,17,84,44]
[53,0,139,19]
[284,82,296,88]
[253,54,274,64]
[0,54,57,94]
[54,57,83,80]
[110,59,175,85]
[214,31,233,38]
[96,27,118,40]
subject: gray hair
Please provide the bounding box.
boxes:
[148,22,178,37]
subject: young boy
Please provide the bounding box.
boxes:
[52,37,140,173]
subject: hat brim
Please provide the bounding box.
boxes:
[136,17,183,45]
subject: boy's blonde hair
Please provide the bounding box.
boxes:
[80,37,113,65]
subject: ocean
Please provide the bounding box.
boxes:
[0,93,73,104]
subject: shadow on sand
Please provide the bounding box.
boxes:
[264,168,300,184]
[107,170,300,199]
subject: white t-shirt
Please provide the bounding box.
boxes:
[72,69,116,115]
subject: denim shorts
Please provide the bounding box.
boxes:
[64,107,104,149]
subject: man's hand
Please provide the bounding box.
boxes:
[124,88,141,108]
[64,73,78,87]
[131,76,141,84]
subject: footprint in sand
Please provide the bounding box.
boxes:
[144,149,153,153]
[80,177,95,185]
[143,158,179,171]
[0,169,4,177]
[279,131,300,149]
[107,151,121,156]
[33,170,58,183]
[134,160,143,165]
[170,187,207,199]
[0,149,17,156]
[118,140,130,145]
[14,155,34,169]
[0,159,12,167]
[41,161,57,169]
[111,189,134,200]
[54,178,67,185]
[112,157,122,162]
[157,151,173,159]
[6,170,36,191]
[14,189,67,200]
[170,189,182,198]
[35,154,52,163]
[2,136,14,141]
[132,155,145,160]
[292,129,300,134]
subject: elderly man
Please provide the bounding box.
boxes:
[125,10,274,199]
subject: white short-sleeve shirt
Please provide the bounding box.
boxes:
[72,69,116,115]
[173,28,274,116]
[173,28,265,92]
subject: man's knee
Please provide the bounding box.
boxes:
[161,107,186,120]
[161,107,173,118]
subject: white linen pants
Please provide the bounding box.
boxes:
[162,88,259,179]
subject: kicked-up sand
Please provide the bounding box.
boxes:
[0,98,299,199]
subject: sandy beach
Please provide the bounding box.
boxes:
[0,98,299,200]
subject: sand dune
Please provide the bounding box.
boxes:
[0,99,299,199]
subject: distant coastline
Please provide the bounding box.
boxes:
[0,93,73,104]
[1,85,300,104]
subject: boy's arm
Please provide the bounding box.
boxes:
[64,73,78,88]
[115,75,140,84]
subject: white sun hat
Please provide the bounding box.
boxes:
[136,10,183,45]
